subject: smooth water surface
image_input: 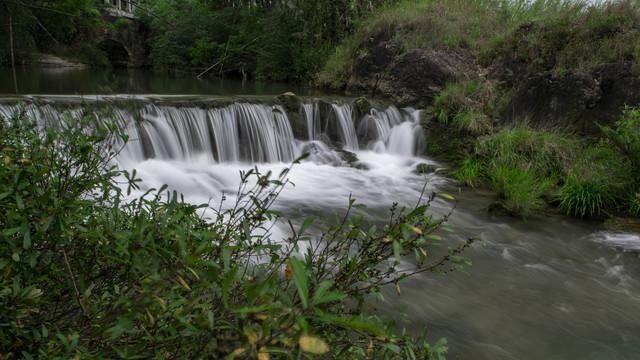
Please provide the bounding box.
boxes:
[2,95,638,360]
[0,67,329,96]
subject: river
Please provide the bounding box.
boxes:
[1,68,639,359]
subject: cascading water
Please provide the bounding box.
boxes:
[1,95,638,360]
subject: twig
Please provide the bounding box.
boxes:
[31,14,59,46]
[120,0,175,28]
[62,250,86,315]
[196,35,262,79]
[5,1,77,16]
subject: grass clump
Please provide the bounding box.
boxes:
[432,78,507,135]
[0,108,472,358]
[489,164,554,216]
[559,176,615,217]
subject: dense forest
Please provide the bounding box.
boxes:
[0,0,402,81]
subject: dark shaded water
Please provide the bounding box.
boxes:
[0,67,329,96]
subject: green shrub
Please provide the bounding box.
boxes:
[452,110,493,135]
[477,125,579,178]
[559,176,615,217]
[600,105,640,177]
[0,108,471,358]
[489,164,552,216]
[452,156,482,187]
[621,187,640,216]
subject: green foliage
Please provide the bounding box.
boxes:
[489,164,553,216]
[452,157,482,187]
[0,0,102,63]
[467,125,579,216]
[452,106,640,218]
[481,0,640,71]
[141,0,393,81]
[431,78,507,136]
[599,105,640,177]
[559,176,614,217]
[320,0,640,86]
[0,108,472,358]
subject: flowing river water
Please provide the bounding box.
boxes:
[1,70,639,359]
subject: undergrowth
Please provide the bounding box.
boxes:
[453,108,639,218]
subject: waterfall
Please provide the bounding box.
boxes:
[0,98,426,168]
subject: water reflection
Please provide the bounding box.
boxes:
[0,67,333,96]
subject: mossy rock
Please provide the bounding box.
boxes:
[354,97,372,117]
[277,92,302,112]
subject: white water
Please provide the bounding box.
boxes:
[1,97,639,359]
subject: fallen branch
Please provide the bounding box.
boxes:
[196,35,262,79]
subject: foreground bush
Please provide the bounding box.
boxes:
[0,108,472,359]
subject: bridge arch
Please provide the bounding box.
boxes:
[98,39,131,67]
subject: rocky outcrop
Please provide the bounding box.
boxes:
[591,62,640,125]
[501,71,602,132]
[347,46,477,107]
[498,62,640,134]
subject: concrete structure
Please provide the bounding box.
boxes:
[104,0,138,14]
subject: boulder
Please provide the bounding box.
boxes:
[501,71,602,133]
[347,49,477,107]
[276,92,302,112]
[590,62,640,127]
[354,97,372,118]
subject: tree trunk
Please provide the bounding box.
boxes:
[8,7,19,94]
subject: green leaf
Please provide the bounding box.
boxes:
[12,253,20,262]
[298,218,314,236]
[23,229,31,250]
[406,205,429,218]
[3,226,22,237]
[314,311,385,337]
[312,280,346,305]
[436,193,455,200]
[381,343,402,354]
[289,257,308,308]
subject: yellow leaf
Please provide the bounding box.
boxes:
[244,326,258,345]
[396,283,401,295]
[186,266,200,282]
[177,275,191,291]
[420,248,427,257]
[38,216,50,225]
[366,338,374,356]
[285,262,293,281]
[299,335,329,354]
[146,309,155,326]
[17,158,32,165]
[408,225,422,234]
[382,237,391,243]
[231,348,246,357]
[258,351,270,360]
[255,313,268,321]
[4,156,9,165]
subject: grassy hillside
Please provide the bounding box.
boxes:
[318,0,640,88]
